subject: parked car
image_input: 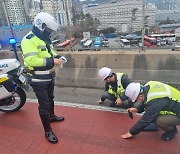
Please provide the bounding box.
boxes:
[120,39,131,48]
[101,38,109,47]
[83,39,93,48]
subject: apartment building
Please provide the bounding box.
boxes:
[56,0,73,26]
[155,0,180,23]
[4,0,27,25]
[161,0,180,10]
[83,0,156,33]
[27,0,73,27]
[0,2,8,26]
[41,0,58,17]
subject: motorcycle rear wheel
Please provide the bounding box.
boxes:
[0,87,26,113]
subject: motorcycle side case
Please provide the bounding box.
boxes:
[0,74,14,99]
[0,59,20,75]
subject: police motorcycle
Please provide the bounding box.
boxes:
[0,59,29,112]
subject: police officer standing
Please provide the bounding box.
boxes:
[122,81,180,141]
[97,67,132,108]
[21,12,67,144]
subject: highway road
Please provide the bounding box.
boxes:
[27,86,110,106]
[26,85,131,111]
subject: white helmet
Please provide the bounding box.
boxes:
[34,12,58,32]
[125,82,141,102]
[98,67,112,80]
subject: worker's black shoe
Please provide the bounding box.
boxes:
[161,127,178,141]
[50,114,64,122]
[45,131,58,144]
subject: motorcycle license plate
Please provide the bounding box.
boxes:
[19,74,26,83]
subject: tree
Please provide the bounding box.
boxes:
[101,27,116,34]
[73,12,100,37]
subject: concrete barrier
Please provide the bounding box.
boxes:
[55,50,180,89]
[1,49,180,89]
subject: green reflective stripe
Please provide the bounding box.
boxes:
[160,111,176,115]
[108,73,124,97]
[108,86,116,96]
[23,52,38,58]
[116,73,125,96]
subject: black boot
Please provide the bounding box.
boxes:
[39,114,58,143]
[161,127,178,141]
[50,102,64,122]
[50,114,64,122]
[45,131,58,144]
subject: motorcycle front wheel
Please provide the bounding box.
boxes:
[0,87,26,113]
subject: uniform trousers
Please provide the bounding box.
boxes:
[32,80,55,115]
[156,115,180,131]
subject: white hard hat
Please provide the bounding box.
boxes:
[98,67,112,80]
[125,82,141,102]
[34,12,58,31]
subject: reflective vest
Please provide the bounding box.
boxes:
[108,73,125,98]
[21,31,58,71]
[144,81,180,115]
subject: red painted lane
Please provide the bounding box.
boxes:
[0,102,179,154]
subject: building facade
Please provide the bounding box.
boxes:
[161,0,180,10]
[83,0,156,33]
[0,1,8,26]
[27,0,73,27]
[56,0,73,26]
[155,0,180,24]
[0,0,73,27]
[0,0,73,47]
[4,0,27,25]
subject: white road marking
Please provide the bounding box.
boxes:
[26,98,127,113]
[27,98,143,115]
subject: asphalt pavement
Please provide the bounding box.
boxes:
[27,86,113,107]
[0,86,180,153]
[0,102,180,154]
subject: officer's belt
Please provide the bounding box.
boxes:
[34,68,55,75]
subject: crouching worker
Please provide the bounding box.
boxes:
[122,81,180,141]
[97,67,132,108]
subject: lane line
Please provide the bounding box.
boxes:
[26,98,128,114]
